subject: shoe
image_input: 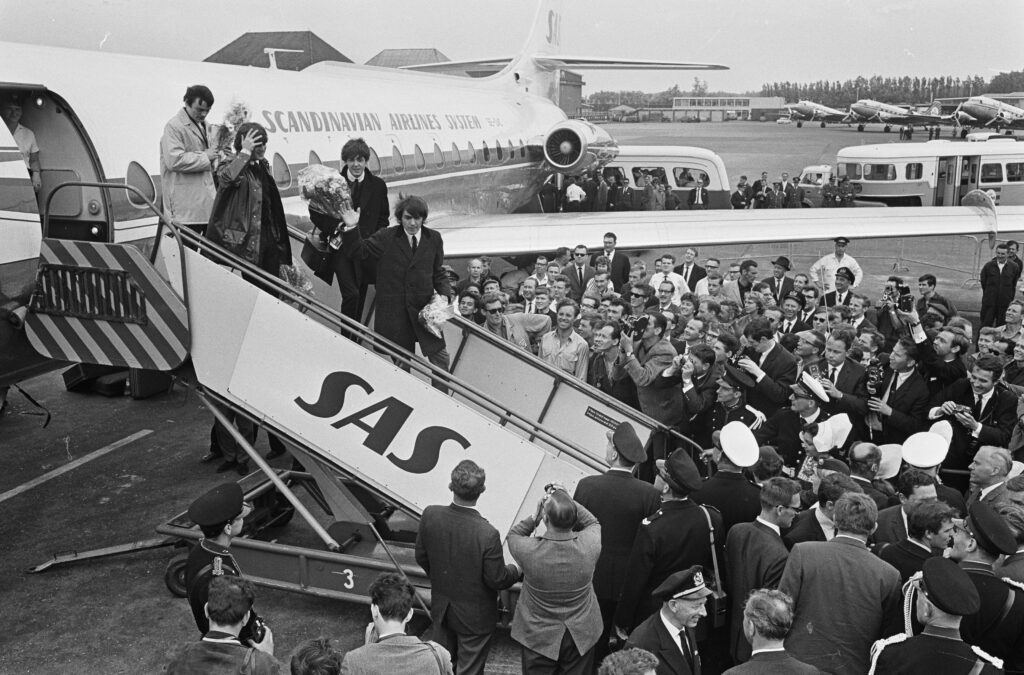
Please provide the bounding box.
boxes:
[200,451,222,463]
[236,462,250,476]
[215,460,237,473]
[266,447,286,460]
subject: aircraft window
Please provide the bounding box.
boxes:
[391,146,404,173]
[366,147,381,174]
[519,139,525,158]
[482,142,490,163]
[272,153,292,188]
[905,163,923,180]
[125,161,156,208]
[451,142,462,166]
[495,141,503,162]
[980,163,1003,183]
[1007,163,1024,183]
[671,166,708,188]
[413,144,426,171]
[466,142,477,164]
[433,143,445,167]
[308,150,322,167]
[838,163,862,180]
[508,140,514,161]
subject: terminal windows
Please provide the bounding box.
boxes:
[1007,163,1024,183]
[980,163,1003,183]
[905,163,923,180]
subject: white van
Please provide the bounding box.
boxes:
[601,145,731,209]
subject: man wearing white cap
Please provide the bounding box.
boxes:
[902,429,968,516]
[755,373,830,472]
[692,422,763,533]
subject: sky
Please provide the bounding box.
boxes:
[2,0,1022,97]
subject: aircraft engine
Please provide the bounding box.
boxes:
[542,120,618,174]
[954,108,977,126]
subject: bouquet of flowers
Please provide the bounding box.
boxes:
[208,99,251,163]
[279,264,315,295]
[419,293,457,339]
[298,164,352,220]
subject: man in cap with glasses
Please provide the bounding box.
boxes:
[755,372,831,471]
[810,237,862,295]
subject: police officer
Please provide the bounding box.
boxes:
[821,176,840,208]
[691,421,762,533]
[184,483,262,641]
[838,176,855,207]
[948,502,1024,670]
[708,364,763,440]
[613,450,724,638]
[869,557,1003,673]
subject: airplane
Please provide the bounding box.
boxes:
[954,96,1024,135]
[0,0,729,390]
[782,100,851,128]
[847,99,950,133]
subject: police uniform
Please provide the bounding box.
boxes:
[706,365,762,448]
[691,422,761,533]
[821,180,840,207]
[183,483,254,638]
[624,567,713,675]
[869,557,1003,674]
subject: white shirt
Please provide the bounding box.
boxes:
[12,123,38,168]
[566,183,586,202]
[649,271,686,305]
[809,253,863,292]
[756,516,781,536]
[694,277,710,298]
[814,505,836,540]
[980,481,1006,501]
[659,609,687,658]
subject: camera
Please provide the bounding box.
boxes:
[621,314,649,337]
[882,283,914,312]
[241,612,267,644]
[865,357,883,395]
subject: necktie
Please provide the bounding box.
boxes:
[974,395,982,417]
[411,235,417,254]
[680,628,700,673]
[784,320,791,334]
[578,266,584,285]
[828,366,837,383]
[683,265,690,284]
[350,178,361,205]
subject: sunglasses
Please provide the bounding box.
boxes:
[631,292,647,298]
[484,307,505,315]
[574,253,587,257]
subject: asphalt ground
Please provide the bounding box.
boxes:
[0,120,991,673]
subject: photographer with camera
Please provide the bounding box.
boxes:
[507,483,603,674]
[866,338,930,445]
[167,576,280,674]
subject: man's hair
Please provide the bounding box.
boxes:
[803,286,820,300]
[829,328,856,352]
[660,253,676,264]
[609,297,631,317]
[593,255,611,270]
[743,317,774,342]
[739,259,758,273]
[918,273,937,287]
[849,442,881,477]
[544,490,578,530]
[700,299,721,318]
[706,272,723,284]
[535,254,548,266]
[679,292,697,308]
[604,231,618,242]
[647,312,668,336]
[744,293,766,315]
[743,589,795,641]
[480,291,505,309]
[597,647,660,675]
[818,473,862,504]
[896,338,920,363]
[896,469,936,498]
[996,242,1008,252]
[290,638,343,675]
[592,319,622,341]
[458,291,478,306]
[760,477,801,510]
[907,500,955,540]
[715,331,740,356]
[555,298,580,317]
[341,138,371,162]
[394,195,428,221]
[369,572,415,621]
[943,326,971,356]
[833,492,878,535]
[980,445,1013,477]
[449,459,486,501]
[974,353,1005,381]
[233,122,267,151]
[690,344,716,368]
[206,576,255,626]
[752,447,785,482]
[184,84,215,107]
[659,279,676,293]
[998,504,1024,545]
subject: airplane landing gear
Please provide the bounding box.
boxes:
[820,121,827,128]
[857,124,865,132]
[960,128,968,138]
[883,125,892,133]
[796,121,803,128]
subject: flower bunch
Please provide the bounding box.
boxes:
[419,294,456,339]
[298,164,352,220]
[209,99,251,162]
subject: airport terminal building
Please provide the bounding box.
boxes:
[671,96,786,122]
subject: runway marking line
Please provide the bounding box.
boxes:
[0,429,153,504]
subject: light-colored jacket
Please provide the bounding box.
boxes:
[160,108,215,225]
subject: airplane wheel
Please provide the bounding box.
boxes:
[820,121,826,128]
[961,129,968,138]
[857,124,865,132]
[165,552,189,598]
[796,121,803,128]
[883,125,891,133]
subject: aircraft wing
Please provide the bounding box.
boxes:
[428,206,1024,258]
[400,56,728,73]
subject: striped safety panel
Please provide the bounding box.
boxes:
[26,239,189,371]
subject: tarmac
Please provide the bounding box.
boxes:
[0,120,995,673]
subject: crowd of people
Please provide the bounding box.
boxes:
[160,84,1024,674]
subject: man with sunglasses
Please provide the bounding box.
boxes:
[562,244,595,302]
[724,477,802,664]
[479,292,550,353]
[184,483,263,642]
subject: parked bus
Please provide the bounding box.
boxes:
[836,138,1024,207]
[602,145,731,209]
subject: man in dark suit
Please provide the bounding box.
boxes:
[783,473,862,550]
[625,566,714,675]
[724,477,802,664]
[819,266,855,308]
[736,318,799,418]
[686,177,709,210]
[731,176,752,210]
[592,232,631,290]
[654,344,721,441]
[672,247,706,293]
[341,195,451,382]
[751,171,771,209]
[980,242,1021,326]
[848,443,893,511]
[818,329,868,440]
[928,354,1017,492]
[562,244,595,302]
[877,499,955,583]
[755,373,830,470]
[873,470,938,547]
[725,589,820,674]
[867,338,930,445]
[777,292,809,336]
[415,460,520,675]
[763,257,795,306]
[967,445,1012,509]
[574,422,661,665]
[692,422,761,533]
[311,137,390,322]
[779,493,902,675]
[949,502,1024,671]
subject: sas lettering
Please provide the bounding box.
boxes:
[294,370,470,474]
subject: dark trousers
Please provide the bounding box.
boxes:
[593,597,617,666]
[520,629,595,675]
[436,612,494,675]
[213,412,286,464]
[330,253,363,322]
